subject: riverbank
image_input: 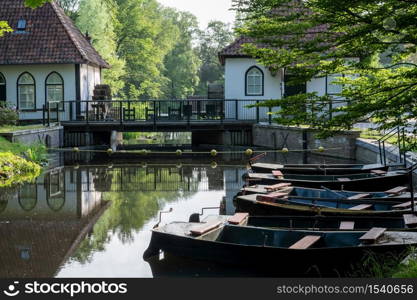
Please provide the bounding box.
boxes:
[0,136,45,187]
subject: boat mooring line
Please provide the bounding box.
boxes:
[47,146,348,156]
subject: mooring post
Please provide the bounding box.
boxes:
[47,103,51,127]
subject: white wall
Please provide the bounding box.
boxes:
[224,58,283,120]
[224,57,345,121]
[225,58,283,100]
[80,64,101,100]
[0,64,76,120]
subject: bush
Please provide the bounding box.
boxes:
[0,103,18,126]
[0,152,41,187]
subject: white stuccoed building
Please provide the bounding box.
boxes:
[218,36,343,120]
[0,0,109,122]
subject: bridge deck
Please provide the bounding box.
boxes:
[62,120,256,132]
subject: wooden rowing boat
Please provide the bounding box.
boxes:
[251,163,390,175]
[239,185,412,202]
[244,171,409,191]
[144,218,417,275]
[235,194,414,217]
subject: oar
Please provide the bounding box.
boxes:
[320,186,347,200]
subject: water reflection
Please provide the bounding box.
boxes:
[0,163,247,278]
[0,153,354,278]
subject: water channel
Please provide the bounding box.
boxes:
[0,151,354,278]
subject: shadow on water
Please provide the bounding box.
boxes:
[0,152,357,278]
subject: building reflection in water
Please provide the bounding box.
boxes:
[0,163,246,278]
[0,168,109,278]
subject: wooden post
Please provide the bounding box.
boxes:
[256,100,260,123]
[235,99,239,120]
[42,104,45,126]
[410,169,415,214]
[153,101,157,128]
[119,101,123,125]
[86,101,89,125]
[56,102,60,123]
[69,101,73,121]
[47,103,51,127]
[269,107,272,124]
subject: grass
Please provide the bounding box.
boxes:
[0,124,45,133]
[0,136,47,163]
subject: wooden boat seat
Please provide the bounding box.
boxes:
[272,170,284,177]
[256,192,289,203]
[385,186,408,195]
[249,152,267,164]
[265,183,292,192]
[360,228,387,244]
[189,221,222,236]
[347,193,371,200]
[349,204,373,211]
[393,201,412,209]
[340,221,355,230]
[337,178,351,182]
[289,235,321,249]
[371,170,388,175]
[403,214,417,227]
[228,213,249,225]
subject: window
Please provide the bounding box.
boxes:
[284,74,306,97]
[327,74,343,95]
[0,73,6,102]
[17,72,36,110]
[18,184,37,212]
[17,19,26,31]
[46,72,64,108]
[245,67,264,96]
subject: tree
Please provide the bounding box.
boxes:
[76,0,126,96]
[0,21,12,37]
[163,10,201,99]
[234,0,417,138]
[196,21,235,95]
[56,0,80,20]
[114,0,179,99]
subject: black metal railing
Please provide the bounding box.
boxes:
[378,126,407,166]
[43,99,280,125]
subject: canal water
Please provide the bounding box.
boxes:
[0,153,354,278]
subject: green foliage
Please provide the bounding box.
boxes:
[76,0,126,96]
[0,152,41,188]
[114,0,179,99]
[24,0,51,8]
[234,0,417,135]
[0,137,47,164]
[196,21,235,95]
[0,103,18,126]
[0,21,13,37]
[163,11,201,99]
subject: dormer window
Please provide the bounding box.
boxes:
[17,19,27,32]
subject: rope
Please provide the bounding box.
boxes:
[47,146,345,156]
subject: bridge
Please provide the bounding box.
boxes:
[44,99,274,130]
[44,99,276,147]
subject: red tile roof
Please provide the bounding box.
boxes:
[218,0,328,65]
[218,37,253,65]
[0,0,109,68]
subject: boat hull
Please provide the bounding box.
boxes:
[235,197,411,217]
[244,173,409,191]
[144,230,413,276]
[251,164,390,175]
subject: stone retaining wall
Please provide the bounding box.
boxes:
[0,126,63,148]
[252,124,359,160]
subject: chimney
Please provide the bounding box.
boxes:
[85,31,92,44]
